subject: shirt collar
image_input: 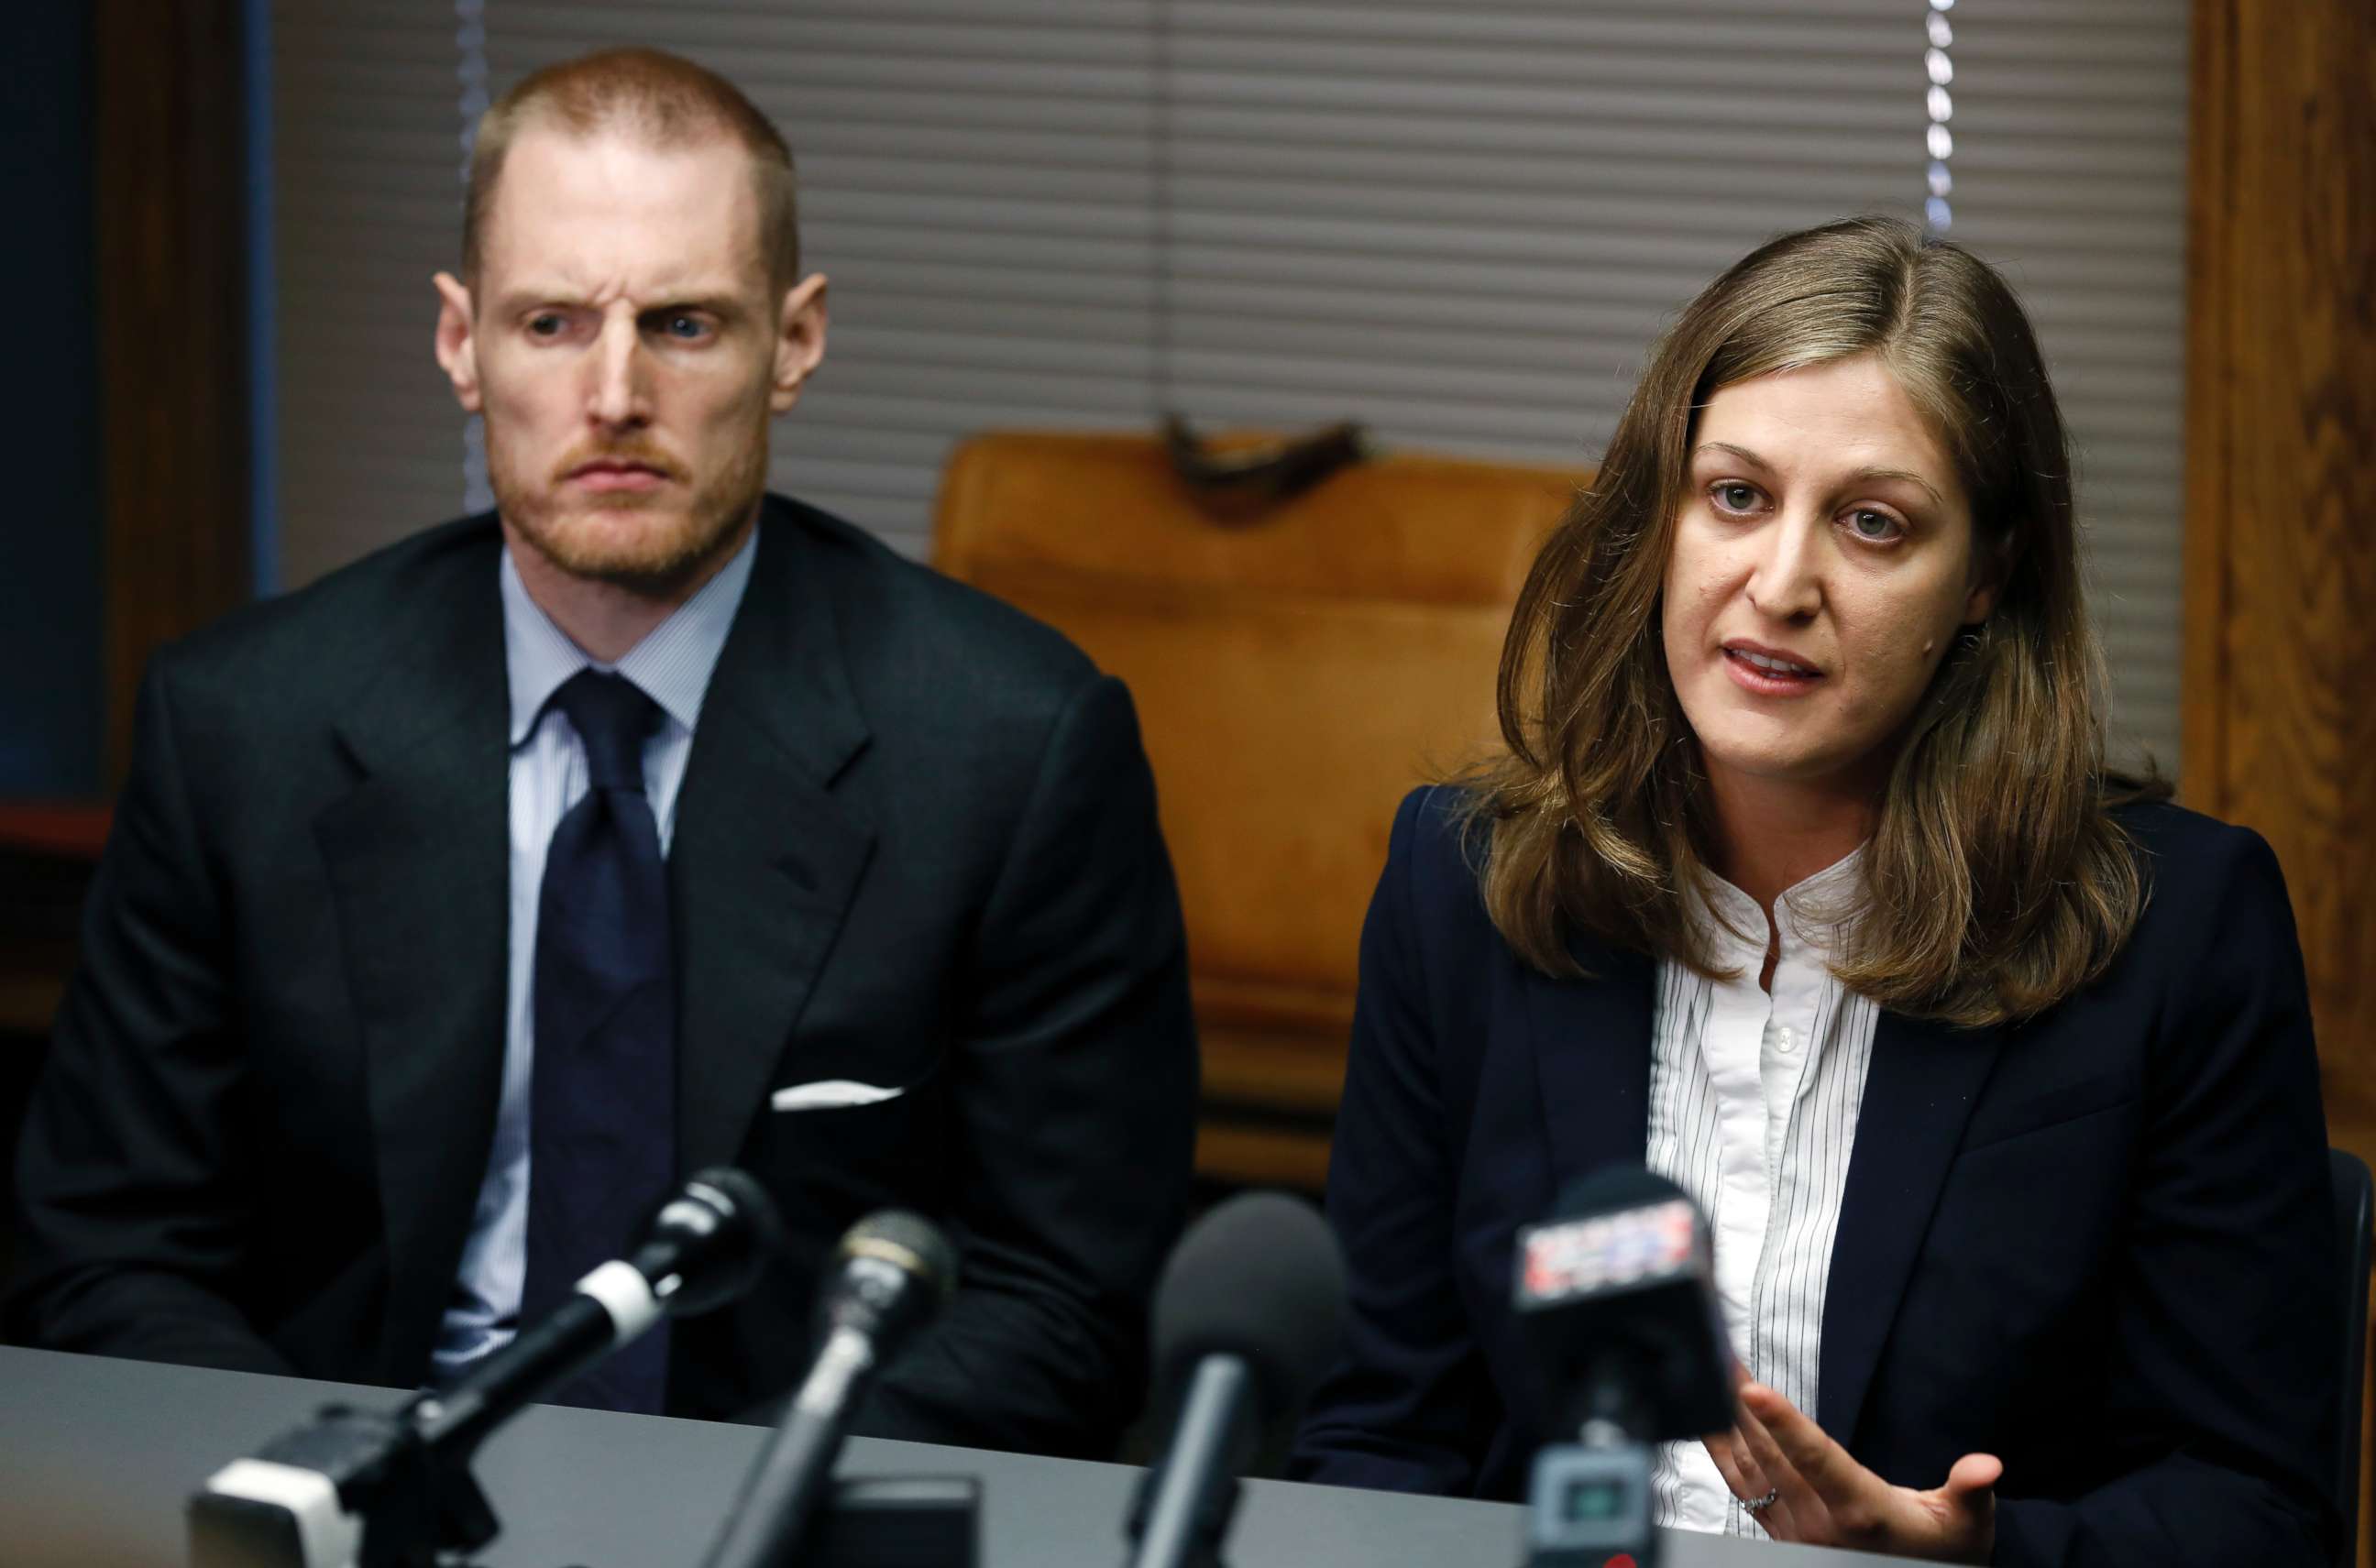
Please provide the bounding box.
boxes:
[1692,842,1867,964]
[500,525,759,747]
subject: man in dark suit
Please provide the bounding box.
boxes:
[6,47,1197,1457]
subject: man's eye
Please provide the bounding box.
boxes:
[1711,482,1760,513]
[527,314,566,337]
[662,314,710,340]
[1847,509,1903,542]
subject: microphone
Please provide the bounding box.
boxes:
[1516,1167,1731,1442]
[699,1210,959,1568]
[411,1165,782,1454]
[190,1168,781,1568]
[1124,1192,1347,1568]
[1513,1167,1732,1568]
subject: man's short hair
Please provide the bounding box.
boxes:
[461,47,800,297]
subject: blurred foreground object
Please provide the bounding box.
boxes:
[1127,1191,1346,1568]
[934,430,1584,1188]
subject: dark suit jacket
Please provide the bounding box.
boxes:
[1291,785,2338,1566]
[6,495,1200,1457]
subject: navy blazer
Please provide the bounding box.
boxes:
[1292,785,2338,1567]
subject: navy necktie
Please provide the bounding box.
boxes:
[522,668,675,1413]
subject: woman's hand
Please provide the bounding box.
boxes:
[1701,1381,1999,1563]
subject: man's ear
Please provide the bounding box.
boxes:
[433,271,482,413]
[770,272,830,413]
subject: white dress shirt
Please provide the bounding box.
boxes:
[1643,848,1880,1537]
[429,531,757,1381]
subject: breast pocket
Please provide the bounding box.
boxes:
[1956,1069,2138,1155]
[771,1079,908,1113]
[742,1063,953,1240]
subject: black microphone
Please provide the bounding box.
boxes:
[1124,1192,1347,1568]
[1513,1167,1731,1568]
[410,1165,782,1455]
[1517,1166,1731,1442]
[699,1210,959,1568]
[190,1168,781,1568]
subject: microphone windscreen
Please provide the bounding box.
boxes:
[1151,1192,1346,1425]
[839,1210,960,1306]
[656,1168,785,1316]
[689,1166,784,1252]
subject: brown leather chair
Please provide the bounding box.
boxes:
[932,432,1584,1190]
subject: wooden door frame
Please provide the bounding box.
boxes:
[91,0,255,784]
[2184,3,2376,1563]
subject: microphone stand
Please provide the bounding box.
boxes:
[1124,1354,1255,1568]
[192,1170,780,1568]
[192,1296,630,1568]
[188,1401,500,1568]
[192,1395,984,1568]
[1524,1354,1660,1568]
[700,1326,982,1568]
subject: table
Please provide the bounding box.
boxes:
[0,1344,1919,1568]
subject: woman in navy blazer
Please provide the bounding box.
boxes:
[1291,219,2337,1566]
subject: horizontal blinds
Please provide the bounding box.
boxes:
[483,5,1164,563]
[271,0,476,588]
[1940,0,2189,770]
[275,0,2185,765]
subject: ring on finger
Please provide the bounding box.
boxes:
[1740,1486,1780,1515]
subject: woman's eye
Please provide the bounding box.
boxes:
[1846,509,1903,542]
[1711,482,1760,512]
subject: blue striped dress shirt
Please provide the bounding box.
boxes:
[430,529,757,1381]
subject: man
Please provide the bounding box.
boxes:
[6,48,1197,1457]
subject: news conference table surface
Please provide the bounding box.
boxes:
[0,1345,1924,1568]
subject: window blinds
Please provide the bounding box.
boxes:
[274,0,2186,766]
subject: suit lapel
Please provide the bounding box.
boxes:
[1519,929,2007,1453]
[671,508,875,1176]
[1524,939,1657,1196]
[1818,1008,2003,1443]
[312,527,512,1378]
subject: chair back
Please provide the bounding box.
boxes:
[933,431,1583,1187]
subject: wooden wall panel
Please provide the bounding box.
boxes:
[2184,4,2376,1560]
[2184,0,2376,1157]
[92,0,252,782]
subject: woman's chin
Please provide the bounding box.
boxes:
[1696,735,1871,795]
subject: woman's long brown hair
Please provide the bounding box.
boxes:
[1466,216,2162,1026]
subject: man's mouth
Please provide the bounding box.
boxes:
[566,459,674,491]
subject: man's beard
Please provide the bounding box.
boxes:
[490,419,769,595]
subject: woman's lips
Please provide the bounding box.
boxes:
[1722,645,1824,697]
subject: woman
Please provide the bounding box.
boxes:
[1289,218,2337,1566]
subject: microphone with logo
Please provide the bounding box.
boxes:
[189,1167,782,1568]
[1514,1167,1732,1568]
[699,1210,959,1568]
[1123,1192,1348,1568]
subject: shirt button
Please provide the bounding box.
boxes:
[1776,1026,1797,1053]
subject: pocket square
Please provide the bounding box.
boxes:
[770,1080,906,1112]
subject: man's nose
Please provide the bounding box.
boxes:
[587,315,650,428]
[1745,512,1824,621]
